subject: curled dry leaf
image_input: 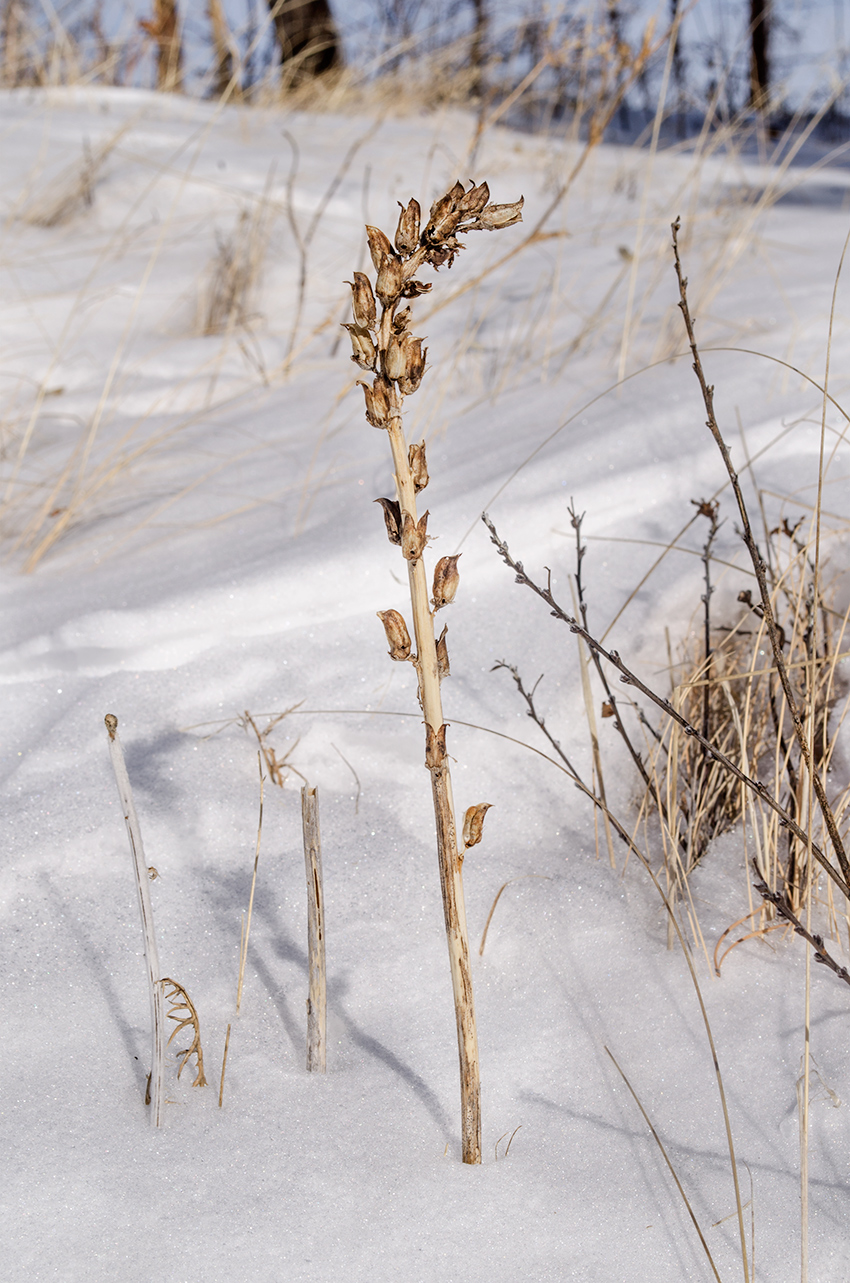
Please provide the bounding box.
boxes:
[401,510,429,561]
[377,609,412,661]
[374,497,402,545]
[161,978,207,1088]
[462,803,492,849]
[432,554,461,609]
[436,624,450,680]
[408,441,429,492]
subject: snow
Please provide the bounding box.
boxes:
[2,86,850,1281]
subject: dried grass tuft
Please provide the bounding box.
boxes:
[161,977,207,1087]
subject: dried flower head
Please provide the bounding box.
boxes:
[377,609,412,661]
[401,510,429,561]
[376,253,405,308]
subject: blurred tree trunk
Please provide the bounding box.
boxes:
[749,0,770,111]
[140,0,183,91]
[2,0,26,86]
[208,0,234,97]
[469,0,487,98]
[267,0,341,83]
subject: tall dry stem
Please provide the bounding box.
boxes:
[345,180,522,1163]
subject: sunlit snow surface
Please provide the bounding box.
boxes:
[2,87,850,1282]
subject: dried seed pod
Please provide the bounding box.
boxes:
[343,323,376,370]
[432,554,461,609]
[459,180,490,216]
[347,271,376,330]
[376,252,405,307]
[397,336,426,396]
[384,333,407,382]
[462,803,492,849]
[424,181,466,242]
[377,609,412,661]
[408,441,428,492]
[470,197,525,231]
[601,701,614,718]
[425,722,448,769]
[374,497,402,545]
[365,224,394,271]
[436,624,450,680]
[392,306,412,334]
[358,375,392,428]
[394,198,421,254]
[401,509,429,561]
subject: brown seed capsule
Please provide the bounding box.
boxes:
[365,225,394,271]
[424,187,464,243]
[377,609,412,661]
[374,497,402,545]
[425,722,448,769]
[601,701,614,719]
[384,333,407,382]
[408,441,428,492]
[358,376,392,428]
[432,554,461,609]
[347,271,376,330]
[394,197,421,254]
[343,324,376,370]
[376,252,405,307]
[471,197,524,231]
[459,180,490,216]
[392,306,412,334]
[401,509,429,561]
[397,336,426,396]
[436,624,450,681]
[462,802,492,849]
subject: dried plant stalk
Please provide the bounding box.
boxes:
[104,713,166,1127]
[345,180,522,1163]
[301,785,327,1072]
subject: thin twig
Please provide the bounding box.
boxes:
[483,514,850,904]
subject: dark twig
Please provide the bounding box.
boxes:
[752,867,850,990]
[482,512,850,903]
[671,217,850,888]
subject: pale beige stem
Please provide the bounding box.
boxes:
[386,412,481,1165]
[301,785,327,1073]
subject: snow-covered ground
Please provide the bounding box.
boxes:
[2,86,850,1281]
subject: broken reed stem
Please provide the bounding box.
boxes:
[348,181,522,1163]
[104,713,166,1127]
[301,785,327,1073]
[671,218,850,891]
[236,754,264,1014]
[219,1022,231,1108]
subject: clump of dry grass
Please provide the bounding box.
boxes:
[197,200,274,336]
